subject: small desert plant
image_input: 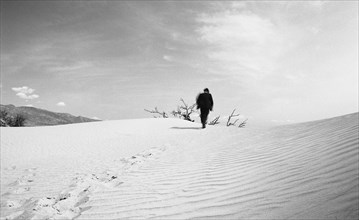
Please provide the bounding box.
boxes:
[144,107,168,118]
[146,98,197,122]
[226,109,247,128]
[238,118,248,128]
[171,98,197,122]
[1,109,9,119]
[209,115,220,125]
[227,109,240,126]
[0,110,11,126]
[11,114,27,127]
[0,109,26,127]
[145,100,247,127]
[0,118,7,127]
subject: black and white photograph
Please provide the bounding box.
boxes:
[1,1,358,219]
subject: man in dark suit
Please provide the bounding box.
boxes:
[196,88,214,129]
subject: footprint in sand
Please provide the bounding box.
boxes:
[74,171,124,191]
[4,165,17,171]
[4,167,37,197]
[92,171,124,188]
[15,167,37,184]
[59,147,168,197]
[23,182,92,219]
[1,198,36,220]
[8,175,35,187]
[25,167,38,172]
[1,199,23,209]
[3,147,167,219]
[1,169,39,218]
[11,186,31,194]
[119,146,167,170]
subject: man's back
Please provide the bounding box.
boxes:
[197,92,213,110]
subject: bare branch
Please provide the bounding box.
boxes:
[180,98,188,108]
[226,109,241,126]
[144,107,168,118]
[209,115,220,125]
[171,107,182,118]
[229,119,239,126]
[177,98,197,122]
[238,119,248,128]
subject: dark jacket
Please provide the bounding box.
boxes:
[196,93,214,110]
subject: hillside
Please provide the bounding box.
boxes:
[0,104,99,126]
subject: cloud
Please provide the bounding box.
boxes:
[56,102,66,107]
[171,32,180,41]
[165,42,177,51]
[12,86,35,94]
[47,61,93,73]
[163,55,174,62]
[196,8,283,78]
[12,86,40,100]
[198,12,275,45]
[16,93,40,100]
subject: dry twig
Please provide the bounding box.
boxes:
[144,107,168,118]
[226,109,241,126]
[238,118,248,128]
[172,98,196,122]
[209,115,220,125]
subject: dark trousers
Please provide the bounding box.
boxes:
[200,108,210,126]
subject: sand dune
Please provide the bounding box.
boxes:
[1,113,358,219]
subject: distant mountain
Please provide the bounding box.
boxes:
[0,104,100,126]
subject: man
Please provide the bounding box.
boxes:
[196,88,214,129]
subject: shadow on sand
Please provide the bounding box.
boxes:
[171,127,203,130]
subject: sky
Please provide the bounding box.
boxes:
[1,1,358,126]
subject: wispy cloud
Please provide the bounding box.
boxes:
[163,55,174,62]
[196,6,283,79]
[47,61,93,73]
[56,102,66,107]
[12,86,40,100]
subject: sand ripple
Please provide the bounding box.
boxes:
[1,113,358,219]
[78,113,358,219]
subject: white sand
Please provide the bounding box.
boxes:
[1,113,358,219]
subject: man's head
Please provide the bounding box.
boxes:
[204,88,209,93]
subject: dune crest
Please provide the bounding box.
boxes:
[1,113,358,219]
